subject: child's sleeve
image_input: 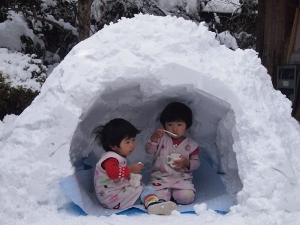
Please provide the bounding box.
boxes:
[145,140,159,154]
[102,157,130,179]
[188,147,200,171]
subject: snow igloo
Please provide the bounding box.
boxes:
[1,14,300,221]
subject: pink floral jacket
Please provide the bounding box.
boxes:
[145,134,200,191]
[94,151,143,209]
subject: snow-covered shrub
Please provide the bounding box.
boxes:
[235,31,256,49]
[0,74,39,120]
[0,48,47,120]
[0,1,78,65]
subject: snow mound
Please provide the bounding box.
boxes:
[1,14,300,224]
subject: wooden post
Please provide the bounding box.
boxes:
[285,7,299,64]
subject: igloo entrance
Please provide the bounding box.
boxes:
[66,78,243,215]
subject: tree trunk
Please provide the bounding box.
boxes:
[78,0,93,42]
[256,0,265,60]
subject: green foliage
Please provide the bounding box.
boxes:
[0,2,8,23]
[20,35,45,59]
[31,0,78,61]
[92,0,166,32]
[235,31,256,50]
[0,50,46,120]
[92,0,257,50]
[0,73,39,120]
[208,0,257,50]
[1,0,78,65]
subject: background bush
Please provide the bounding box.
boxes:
[0,73,39,120]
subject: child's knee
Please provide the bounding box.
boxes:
[156,189,171,201]
[172,189,195,205]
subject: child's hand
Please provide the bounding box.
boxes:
[173,155,190,170]
[150,128,165,143]
[129,162,144,174]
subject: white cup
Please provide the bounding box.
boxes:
[167,153,181,168]
[129,173,142,187]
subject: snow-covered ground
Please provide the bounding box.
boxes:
[1,13,300,225]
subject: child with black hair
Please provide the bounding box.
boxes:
[146,102,200,205]
[93,118,177,215]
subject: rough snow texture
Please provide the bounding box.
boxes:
[203,0,241,13]
[1,14,300,225]
[0,48,46,91]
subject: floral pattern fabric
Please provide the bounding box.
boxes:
[94,151,143,209]
[145,134,199,191]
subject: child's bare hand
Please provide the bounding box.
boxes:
[173,155,190,170]
[150,128,165,143]
[129,162,144,174]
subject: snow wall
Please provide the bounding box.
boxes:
[1,14,300,221]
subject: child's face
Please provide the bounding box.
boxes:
[164,121,187,139]
[110,136,136,157]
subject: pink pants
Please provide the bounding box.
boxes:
[156,188,195,205]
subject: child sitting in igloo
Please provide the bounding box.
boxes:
[145,102,200,205]
[93,118,177,215]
